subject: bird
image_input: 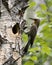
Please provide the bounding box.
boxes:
[29,18,40,28]
[23,18,40,54]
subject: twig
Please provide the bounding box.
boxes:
[13,57,21,63]
[3,56,12,65]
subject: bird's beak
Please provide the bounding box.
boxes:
[29,18,40,24]
[29,18,35,20]
[29,18,36,24]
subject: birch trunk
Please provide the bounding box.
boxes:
[0,1,22,65]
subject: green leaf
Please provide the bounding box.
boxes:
[29,47,40,52]
[30,56,38,61]
[36,11,46,17]
[46,12,52,16]
[41,24,52,41]
[24,61,34,65]
[48,50,52,57]
[40,19,47,25]
[40,4,47,10]
[42,44,51,55]
[29,2,36,8]
[22,33,28,42]
[48,1,52,6]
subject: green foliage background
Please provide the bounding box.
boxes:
[22,0,52,65]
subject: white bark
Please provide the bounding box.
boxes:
[0,1,22,65]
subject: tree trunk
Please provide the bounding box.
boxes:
[0,1,22,65]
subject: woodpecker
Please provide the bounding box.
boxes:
[23,18,40,54]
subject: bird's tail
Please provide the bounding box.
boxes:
[23,38,30,54]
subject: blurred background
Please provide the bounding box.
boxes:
[22,0,52,65]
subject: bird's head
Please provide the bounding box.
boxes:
[29,18,40,28]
